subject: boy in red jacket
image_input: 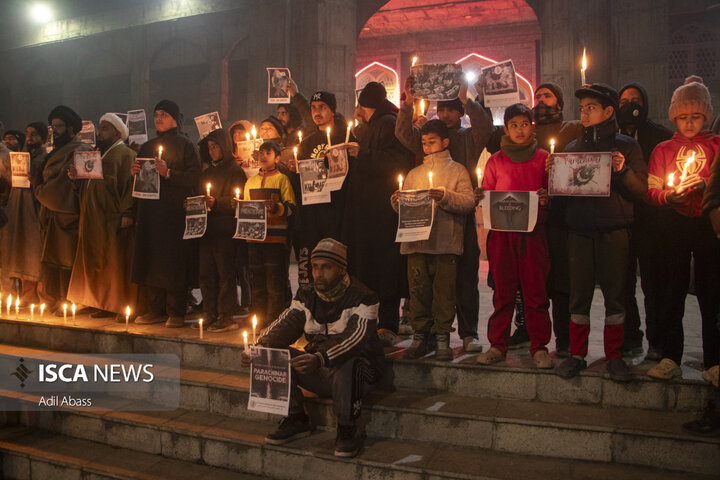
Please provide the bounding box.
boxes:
[475,104,553,369]
[645,76,720,382]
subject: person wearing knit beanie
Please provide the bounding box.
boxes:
[669,75,713,124]
[311,238,348,270]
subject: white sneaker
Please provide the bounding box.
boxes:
[463,337,483,353]
[647,358,681,380]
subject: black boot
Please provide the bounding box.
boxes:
[334,424,361,457]
[265,413,312,445]
[682,402,720,437]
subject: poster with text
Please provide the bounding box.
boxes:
[480,59,520,108]
[325,144,349,191]
[10,152,31,188]
[127,109,148,146]
[410,64,462,101]
[132,158,160,199]
[549,152,612,197]
[183,195,207,239]
[79,120,96,146]
[234,200,267,241]
[298,158,331,204]
[481,191,539,232]
[73,150,103,179]
[267,67,292,104]
[194,111,222,139]
[395,189,434,242]
[248,346,290,416]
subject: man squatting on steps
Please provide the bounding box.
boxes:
[241,238,384,458]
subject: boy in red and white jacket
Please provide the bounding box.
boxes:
[646,76,720,382]
[475,103,553,369]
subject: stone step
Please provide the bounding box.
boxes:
[0,317,712,411]
[5,384,719,477]
[0,426,265,480]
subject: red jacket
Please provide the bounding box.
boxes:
[647,132,720,217]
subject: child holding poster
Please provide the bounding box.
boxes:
[390,120,474,361]
[475,104,552,369]
[645,76,720,383]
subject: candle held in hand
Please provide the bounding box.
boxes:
[235,187,240,200]
[252,315,257,344]
[326,126,332,148]
[581,47,587,86]
[243,330,249,352]
[398,174,403,191]
[550,139,556,154]
[428,171,433,189]
[476,168,482,186]
[345,121,352,144]
[158,146,163,161]
[206,183,211,197]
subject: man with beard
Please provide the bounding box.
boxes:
[34,106,92,312]
[396,76,493,352]
[617,83,673,359]
[277,103,304,148]
[131,100,201,328]
[344,82,415,343]
[67,113,137,319]
[3,130,24,152]
[242,238,384,458]
[1,122,47,303]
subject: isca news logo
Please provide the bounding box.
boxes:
[10,358,155,387]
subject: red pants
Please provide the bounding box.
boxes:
[486,229,551,355]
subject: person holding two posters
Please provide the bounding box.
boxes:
[552,84,647,382]
[391,120,474,361]
[241,238,384,458]
[474,104,552,369]
[67,113,137,319]
[131,100,201,328]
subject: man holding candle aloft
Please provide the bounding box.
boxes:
[132,100,201,328]
[645,76,719,382]
[396,75,493,353]
[553,84,647,383]
[191,128,247,333]
[391,119,475,360]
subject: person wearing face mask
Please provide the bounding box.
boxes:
[34,106,93,313]
[617,83,673,360]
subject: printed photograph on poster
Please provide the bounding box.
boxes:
[325,144,349,191]
[194,111,222,139]
[235,139,264,177]
[234,200,267,241]
[248,346,291,416]
[480,60,520,108]
[395,189,434,242]
[298,158,331,204]
[267,68,292,104]
[127,109,148,146]
[132,158,160,199]
[79,120,96,146]
[410,64,463,101]
[10,152,31,188]
[549,152,612,197]
[183,195,207,239]
[73,150,103,179]
[481,191,539,232]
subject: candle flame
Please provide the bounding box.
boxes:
[206,183,211,195]
[243,330,248,342]
[245,132,250,142]
[15,298,19,308]
[581,47,587,71]
[550,139,556,148]
[476,168,482,180]
[251,125,257,138]
[235,187,240,198]
[199,318,203,325]
[348,120,353,129]
[419,99,425,113]
[40,303,46,313]
[31,304,35,312]
[71,304,76,314]
[326,126,331,136]
[412,56,419,67]
[667,172,675,187]
[158,146,163,155]
[293,146,298,158]
[125,305,131,316]
[252,315,257,328]
[298,130,302,142]
[63,303,67,313]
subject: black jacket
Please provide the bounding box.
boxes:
[564,117,648,234]
[259,277,385,376]
[618,83,673,164]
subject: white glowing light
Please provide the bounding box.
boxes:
[464,71,477,83]
[31,3,53,23]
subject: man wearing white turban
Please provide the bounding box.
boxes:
[66,113,137,319]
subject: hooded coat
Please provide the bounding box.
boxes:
[343,100,415,298]
[132,127,201,292]
[618,83,673,164]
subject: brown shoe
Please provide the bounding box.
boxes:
[165,316,185,328]
[533,350,553,369]
[476,347,505,365]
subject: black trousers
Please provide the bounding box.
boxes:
[248,243,290,328]
[199,235,238,321]
[144,286,186,317]
[656,212,720,366]
[546,224,571,349]
[456,213,480,339]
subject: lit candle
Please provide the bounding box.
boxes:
[412,56,419,67]
[6,294,11,316]
[419,99,425,115]
[30,304,35,321]
[298,130,302,144]
[71,303,76,326]
[245,132,251,143]
[581,47,587,86]
[293,146,298,163]
[252,315,257,344]
[398,174,403,191]
[206,183,211,197]
[62,303,67,324]
[251,125,257,140]
[345,121,352,144]
[158,146,163,161]
[15,298,19,318]
[125,306,131,331]
[243,330,249,352]
[680,151,695,184]
[326,126,332,148]
[476,168,482,186]
[235,187,240,200]
[40,303,46,319]
[550,139,556,154]
[428,171,433,189]
[199,318,204,340]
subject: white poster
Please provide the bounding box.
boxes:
[298,158,331,205]
[132,158,160,199]
[248,346,291,416]
[194,111,222,139]
[267,67,292,104]
[481,191,539,232]
[73,150,103,179]
[325,144,350,191]
[10,152,31,188]
[549,152,612,197]
[395,189,434,242]
[480,59,521,108]
[183,195,207,239]
[127,109,148,146]
[234,200,267,241]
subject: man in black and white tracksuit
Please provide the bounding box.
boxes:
[241,238,385,457]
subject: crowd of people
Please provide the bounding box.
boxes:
[1,71,719,453]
